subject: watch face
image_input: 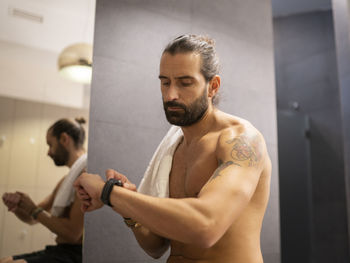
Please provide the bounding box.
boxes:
[115,180,123,187]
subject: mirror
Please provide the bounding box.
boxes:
[0,0,95,258]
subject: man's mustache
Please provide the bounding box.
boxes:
[163,101,186,110]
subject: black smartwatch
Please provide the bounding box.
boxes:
[100,178,123,207]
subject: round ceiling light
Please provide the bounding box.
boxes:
[58,43,93,84]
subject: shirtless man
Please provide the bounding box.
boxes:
[1,118,87,263]
[74,35,271,263]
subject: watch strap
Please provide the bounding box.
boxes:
[31,207,44,219]
[100,178,123,207]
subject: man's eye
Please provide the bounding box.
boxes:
[181,82,192,86]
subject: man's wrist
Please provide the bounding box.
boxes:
[31,207,44,219]
[100,179,123,207]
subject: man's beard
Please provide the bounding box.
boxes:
[163,88,208,127]
[52,142,69,166]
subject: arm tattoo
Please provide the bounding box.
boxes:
[211,159,234,180]
[226,136,261,167]
[210,136,262,181]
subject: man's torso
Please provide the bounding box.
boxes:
[168,113,271,263]
[50,178,83,245]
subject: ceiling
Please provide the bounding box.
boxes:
[0,0,333,53]
[272,0,332,17]
[0,0,95,53]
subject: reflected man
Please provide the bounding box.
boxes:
[1,118,87,263]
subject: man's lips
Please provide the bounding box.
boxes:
[167,106,183,110]
[167,106,184,111]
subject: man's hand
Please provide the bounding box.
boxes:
[105,169,137,192]
[2,192,21,212]
[17,192,37,215]
[74,173,105,212]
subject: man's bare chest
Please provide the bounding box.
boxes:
[169,139,218,198]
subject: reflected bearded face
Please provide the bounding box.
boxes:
[163,87,208,126]
[51,142,69,166]
[47,131,69,166]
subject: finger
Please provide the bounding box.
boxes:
[13,195,21,204]
[105,169,117,180]
[81,204,89,213]
[123,183,137,191]
[9,207,18,212]
[82,200,92,207]
[106,169,127,182]
[15,191,24,197]
[7,196,16,204]
[77,192,88,200]
[77,189,90,199]
[73,177,81,188]
[77,188,87,195]
[82,195,91,200]
[80,192,90,200]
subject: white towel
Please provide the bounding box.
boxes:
[52,153,87,216]
[138,126,183,197]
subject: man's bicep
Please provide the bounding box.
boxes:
[194,164,261,241]
[200,164,260,203]
[69,193,84,226]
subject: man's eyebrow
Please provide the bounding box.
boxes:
[158,75,195,80]
[175,76,195,80]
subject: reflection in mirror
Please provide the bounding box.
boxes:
[0,0,95,260]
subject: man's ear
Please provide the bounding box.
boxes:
[208,75,221,99]
[59,132,70,147]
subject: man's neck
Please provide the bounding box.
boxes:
[181,105,217,146]
[66,149,86,168]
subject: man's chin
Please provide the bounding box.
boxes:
[166,116,184,126]
[53,160,66,166]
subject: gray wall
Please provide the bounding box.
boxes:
[274,10,350,262]
[332,0,350,254]
[85,0,280,262]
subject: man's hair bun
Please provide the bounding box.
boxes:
[75,117,86,125]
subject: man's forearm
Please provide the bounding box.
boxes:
[36,211,82,243]
[14,209,36,225]
[109,187,217,247]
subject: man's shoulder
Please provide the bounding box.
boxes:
[215,112,262,142]
[214,113,268,166]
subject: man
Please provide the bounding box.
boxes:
[1,118,87,263]
[75,35,271,262]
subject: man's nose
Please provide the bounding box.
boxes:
[164,85,179,101]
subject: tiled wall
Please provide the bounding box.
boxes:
[0,96,88,258]
[85,0,280,262]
